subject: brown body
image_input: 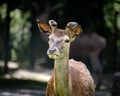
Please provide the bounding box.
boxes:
[46,60,95,96]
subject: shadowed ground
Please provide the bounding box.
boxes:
[0,89,111,96]
[0,62,112,96]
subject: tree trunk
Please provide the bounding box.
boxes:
[4,0,11,73]
[113,12,118,71]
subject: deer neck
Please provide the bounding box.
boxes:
[54,43,71,96]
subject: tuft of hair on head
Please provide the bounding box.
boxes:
[65,22,82,40]
[49,20,57,26]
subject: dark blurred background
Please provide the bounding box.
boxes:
[0,0,120,96]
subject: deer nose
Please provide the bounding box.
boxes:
[48,48,56,54]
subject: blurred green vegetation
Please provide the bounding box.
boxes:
[103,0,120,72]
[0,4,32,68]
[10,9,31,66]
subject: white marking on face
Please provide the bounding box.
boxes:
[47,34,70,59]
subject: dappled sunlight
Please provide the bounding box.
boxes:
[12,69,53,82]
[0,61,53,82]
[0,61,19,69]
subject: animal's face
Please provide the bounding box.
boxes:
[37,20,82,59]
[47,32,70,59]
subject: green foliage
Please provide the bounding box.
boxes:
[103,0,120,71]
[103,0,120,31]
[0,3,31,66]
[114,1,120,30]
[103,2,116,32]
[0,3,7,22]
[10,9,31,64]
[114,0,120,12]
[10,9,31,50]
[117,14,120,29]
[117,39,120,48]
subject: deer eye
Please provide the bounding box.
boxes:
[65,39,70,43]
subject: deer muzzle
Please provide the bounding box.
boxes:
[47,47,60,59]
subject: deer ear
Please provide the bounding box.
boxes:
[65,22,82,39]
[37,20,51,34]
[73,26,82,37]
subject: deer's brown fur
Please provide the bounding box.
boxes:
[46,60,95,96]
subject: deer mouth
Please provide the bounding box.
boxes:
[47,49,60,59]
[48,54,59,59]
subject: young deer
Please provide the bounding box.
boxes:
[37,20,95,96]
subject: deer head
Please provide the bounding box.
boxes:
[37,20,82,59]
